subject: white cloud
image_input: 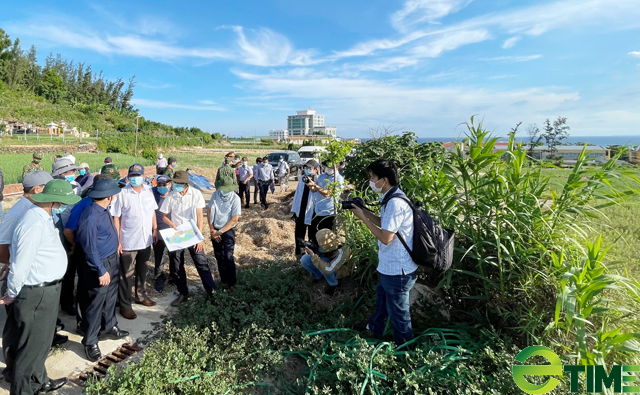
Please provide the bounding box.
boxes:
[629,51,640,57]
[199,100,217,105]
[502,36,521,49]
[409,29,489,58]
[353,57,419,72]
[137,82,173,89]
[133,98,226,111]
[483,55,542,62]
[228,26,317,66]
[391,0,474,32]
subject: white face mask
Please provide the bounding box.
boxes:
[326,168,334,176]
[369,179,385,193]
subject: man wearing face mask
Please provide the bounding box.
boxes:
[215,156,239,192]
[51,158,83,316]
[255,156,274,209]
[152,175,174,292]
[306,161,344,245]
[0,179,81,394]
[112,164,158,320]
[76,178,129,362]
[160,171,216,306]
[207,176,241,288]
[277,156,290,193]
[236,157,253,209]
[21,152,44,180]
[75,162,94,190]
[290,160,320,259]
[252,157,262,205]
[349,159,417,347]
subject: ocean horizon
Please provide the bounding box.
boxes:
[359,136,640,147]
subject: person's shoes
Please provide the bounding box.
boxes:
[253,201,258,205]
[155,277,165,293]
[354,322,372,332]
[38,377,67,393]
[120,309,137,320]
[76,322,84,336]
[264,205,269,210]
[84,344,102,362]
[324,284,338,296]
[61,304,77,316]
[2,367,13,383]
[55,322,64,332]
[135,298,157,307]
[171,294,189,307]
[244,205,250,209]
[104,326,129,338]
[51,333,68,347]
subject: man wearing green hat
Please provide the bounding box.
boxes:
[99,160,120,181]
[0,179,80,395]
[207,175,241,288]
[21,152,44,180]
[215,156,239,192]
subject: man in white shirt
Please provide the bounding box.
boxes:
[0,179,81,394]
[112,164,158,320]
[252,157,262,205]
[160,171,215,306]
[277,156,290,193]
[349,159,417,347]
[236,157,253,209]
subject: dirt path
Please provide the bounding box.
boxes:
[0,180,299,394]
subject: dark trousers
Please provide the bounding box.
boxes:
[74,245,89,325]
[118,246,151,312]
[258,181,270,207]
[60,253,76,309]
[153,238,174,281]
[170,246,216,297]
[309,215,335,246]
[7,283,60,395]
[368,272,418,346]
[212,228,237,286]
[294,215,310,257]
[82,253,119,346]
[253,180,259,203]
[238,182,251,206]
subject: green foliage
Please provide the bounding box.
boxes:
[541,116,570,158]
[86,264,524,395]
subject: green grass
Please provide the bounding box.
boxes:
[175,150,277,170]
[0,135,98,146]
[0,153,153,184]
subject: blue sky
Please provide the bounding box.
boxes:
[2,0,639,138]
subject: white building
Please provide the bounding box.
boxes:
[269,129,289,140]
[287,108,337,138]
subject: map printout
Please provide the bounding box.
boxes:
[159,220,205,252]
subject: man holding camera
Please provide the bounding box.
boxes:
[348,159,417,347]
[291,160,320,259]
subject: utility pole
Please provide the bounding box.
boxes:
[134,111,139,157]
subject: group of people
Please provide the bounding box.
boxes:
[0,149,418,394]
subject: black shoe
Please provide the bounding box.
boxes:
[52,333,68,347]
[353,322,371,332]
[84,344,102,362]
[55,323,64,332]
[76,322,85,336]
[104,326,129,338]
[154,277,165,293]
[61,304,77,316]
[38,377,67,393]
[244,205,250,209]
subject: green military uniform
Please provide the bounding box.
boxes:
[100,164,120,180]
[215,161,239,191]
[22,153,44,180]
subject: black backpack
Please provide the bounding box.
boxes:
[381,190,455,271]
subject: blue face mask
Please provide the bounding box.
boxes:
[52,204,67,215]
[220,190,232,196]
[79,169,86,176]
[129,176,143,186]
[304,169,313,175]
[172,163,177,168]
[173,184,185,192]
[65,175,75,182]
[157,186,169,195]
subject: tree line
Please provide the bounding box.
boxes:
[0,28,134,112]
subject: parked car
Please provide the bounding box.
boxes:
[266,151,303,183]
[298,146,327,165]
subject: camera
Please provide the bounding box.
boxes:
[302,175,315,184]
[341,197,365,210]
[303,241,319,253]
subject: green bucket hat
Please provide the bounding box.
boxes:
[31,179,82,205]
[217,176,236,193]
[100,163,121,180]
[33,152,44,160]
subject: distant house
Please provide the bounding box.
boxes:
[46,122,60,134]
[529,145,610,163]
[629,149,640,165]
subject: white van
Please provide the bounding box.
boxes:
[298,146,327,165]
